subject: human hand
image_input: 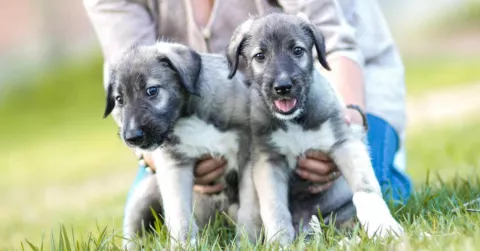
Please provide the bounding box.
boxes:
[295,106,366,194]
[296,150,341,194]
[193,156,227,194]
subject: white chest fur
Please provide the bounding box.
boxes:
[172,116,240,172]
[269,120,337,169]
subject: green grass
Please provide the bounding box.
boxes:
[0,54,136,249]
[14,178,480,251]
[0,53,135,188]
[406,119,480,185]
[1,53,479,250]
[13,118,480,251]
[404,56,480,96]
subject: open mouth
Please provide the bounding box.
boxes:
[273,98,297,114]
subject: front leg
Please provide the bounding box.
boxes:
[236,161,262,244]
[329,138,404,239]
[152,149,198,248]
[253,152,294,246]
[122,175,162,250]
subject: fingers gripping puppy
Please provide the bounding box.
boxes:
[227,13,404,245]
[103,42,251,248]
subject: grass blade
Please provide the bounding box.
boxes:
[24,240,38,251]
[61,225,72,251]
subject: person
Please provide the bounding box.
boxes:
[84,0,412,232]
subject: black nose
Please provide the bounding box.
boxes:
[274,81,292,95]
[124,129,144,145]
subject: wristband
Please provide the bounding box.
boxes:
[346,104,369,131]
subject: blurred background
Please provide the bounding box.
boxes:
[0,0,479,249]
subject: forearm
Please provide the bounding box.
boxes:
[325,56,365,110]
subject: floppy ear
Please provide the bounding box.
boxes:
[226,19,253,79]
[311,26,331,71]
[159,45,202,96]
[103,68,116,118]
[298,14,331,71]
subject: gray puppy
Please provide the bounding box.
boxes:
[227,12,404,245]
[103,42,251,248]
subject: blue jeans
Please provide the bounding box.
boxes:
[126,164,150,202]
[366,114,412,205]
[125,114,412,209]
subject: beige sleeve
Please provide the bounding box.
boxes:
[277,0,364,69]
[83,0,157,64]
[83,0,157,89]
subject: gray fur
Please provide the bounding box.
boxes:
[104,42,251,249]
[227,12,403,246]
[122,174,163,250]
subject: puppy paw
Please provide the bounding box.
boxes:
[122,241,137,251]
[364,215,404,239]
[169,236,197,250]
[236,206,261,244]
[352,192,404,239]
[167,220,199,249]
[265,223,295,247]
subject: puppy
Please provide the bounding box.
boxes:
[103,42,251,248]
[227,12,404,245]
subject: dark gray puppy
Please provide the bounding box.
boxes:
[103,42,251,249]
[226,12,404,246]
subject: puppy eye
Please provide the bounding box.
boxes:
[293,47,304,56]
[146,86,159,97]
[115,96,124,105]
[254,53,265,62]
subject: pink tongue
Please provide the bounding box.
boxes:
[274,99,297,112]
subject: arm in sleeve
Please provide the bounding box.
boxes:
[83,0,157,63]
[84,0,158,89]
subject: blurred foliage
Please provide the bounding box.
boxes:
[430,0,480,32]
[445,0,480,27]
[0,53,105,146]
[404,55,480,96]
[407,118,480,186]
[0,53,136,188]
[0,54,137,249]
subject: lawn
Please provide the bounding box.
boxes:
[0,53,479,250]
[0,55,136,249]
[402,0,480,96]
[404,55,480,96]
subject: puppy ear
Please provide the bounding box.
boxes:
[226,19,253,79]
[159,45,202,96]
[299,15,331,71]
[311,28,331,71]
[103,68,116,118]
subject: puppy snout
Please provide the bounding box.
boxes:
[124,128,144,145]
[273,79,293,95]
